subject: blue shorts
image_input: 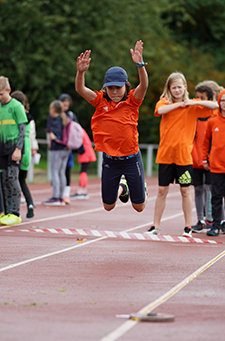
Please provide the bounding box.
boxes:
[102,150,146,205]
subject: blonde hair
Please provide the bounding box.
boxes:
[0,76,10,91]
[160,72,189,103]
[197,80,224,100]
[49,100,68,127]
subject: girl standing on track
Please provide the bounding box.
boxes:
[75,40,148,212]
[43,100,71,206]
[147,72,218,238]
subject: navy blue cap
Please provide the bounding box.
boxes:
[103,67,128,88]
[58,93,72,103]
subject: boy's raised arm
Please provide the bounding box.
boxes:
[75,50,97,102]
[131,41,148,100]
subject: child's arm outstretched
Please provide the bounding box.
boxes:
[75,50,97,102]
[157,99,218,115]
[184,99,218,110]
[130,40,148,100]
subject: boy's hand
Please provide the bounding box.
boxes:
[77,50,91,72]
[12,147,21,162]
[130,40,143,64]
[203,162,210,171]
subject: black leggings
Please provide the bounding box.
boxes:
[0,173,4,213]
[2,166,21,215]
[19,170,33,206]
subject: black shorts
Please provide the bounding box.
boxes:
[101,150,146,205]
[158,163,193,187]
[192,168,211,186]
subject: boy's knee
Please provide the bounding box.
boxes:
[180,186,191,196]
[158,186,169,197]
[103,203,116,211]
[132,202,146,212]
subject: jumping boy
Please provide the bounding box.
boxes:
[75,40,148,212]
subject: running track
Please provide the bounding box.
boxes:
[0,177,224,341]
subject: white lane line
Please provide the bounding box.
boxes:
[0,209,185,274]
[0,192,193,275]
[99,249,225,341]
[0,237,107,273]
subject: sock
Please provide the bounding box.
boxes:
[63,186,71,198]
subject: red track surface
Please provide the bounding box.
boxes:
[0,177,225,341]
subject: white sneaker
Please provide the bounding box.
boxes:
[145,226,160,235]
[71,193,89,200]
[183,226,192,238]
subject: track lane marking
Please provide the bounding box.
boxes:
[4,228,221,244]
[0,237,107,273]
[99,249,225,341]
[0,208,187,274]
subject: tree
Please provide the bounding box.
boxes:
[0,0,225,144]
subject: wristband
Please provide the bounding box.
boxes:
[136,62,147,67]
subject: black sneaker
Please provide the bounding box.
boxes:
[192,220,206,233]
[207,226,219,236]
[221,222,225,234]
[26,204,34,218]
[183,226,192,238]
[145,225,160,235]
[119,178,130,203]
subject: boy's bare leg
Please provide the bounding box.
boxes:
[153,185,169,228]
[180,186,192,226]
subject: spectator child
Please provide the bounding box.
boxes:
[202,89,225,236]
[147,72,218,237]
[71,128,97,199]
[75,40,148,212]
[58,93,78,204]
[43,100,70,205]
[191,84,214,232]
[0,76,27,225]
[11,91,35,218]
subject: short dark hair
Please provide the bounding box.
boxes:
[194,85,213,100]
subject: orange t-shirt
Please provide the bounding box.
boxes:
[89,90,142,156]
[155,98,214,165]
[202,112,225,173]
[192,115,213,169]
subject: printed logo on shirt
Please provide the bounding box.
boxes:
[178,170,192,185]
[214,127,219,131]
[0,119,16,125]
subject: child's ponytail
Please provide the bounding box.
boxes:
[49,100,68,126]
